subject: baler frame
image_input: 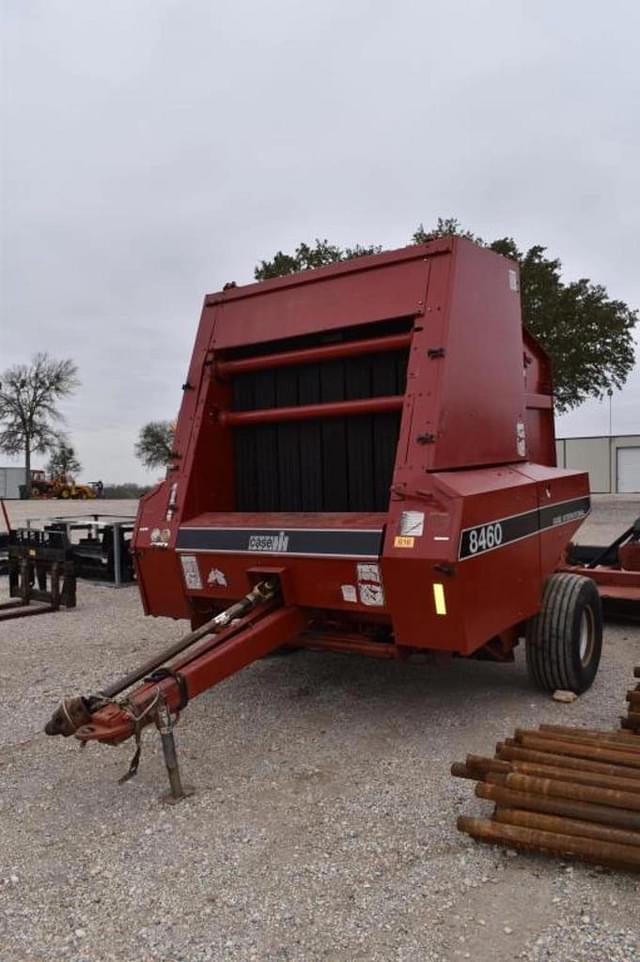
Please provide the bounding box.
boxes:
[45,237,612,798]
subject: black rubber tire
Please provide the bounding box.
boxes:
[525,573,603,694]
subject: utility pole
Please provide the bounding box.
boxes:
[607,388,614,493]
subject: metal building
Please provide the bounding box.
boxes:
[0,467,26,499]
[556,435,640,493]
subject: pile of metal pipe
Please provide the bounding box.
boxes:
[452,723,640,872]
[621,666,640,733]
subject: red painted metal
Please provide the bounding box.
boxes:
[51,238,603,753]
[215,331,412,377]
[218,395,404,427]
[558,564,640,602]
[0,498,11,533]
[76,604,307,745]
[133,239,587,643]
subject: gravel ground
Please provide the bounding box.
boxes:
[1,497,639,962]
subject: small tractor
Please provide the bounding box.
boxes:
[46,237,638,798]
[30,470,96,500]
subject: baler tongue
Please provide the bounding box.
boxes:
[44,579,306,801]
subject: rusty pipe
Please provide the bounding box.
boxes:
[622,719,640,732]
[491,772,640,813]
[451,763,476,780]
[539,724,640,743]
[457,816,640,871]
[465,754,640,794]
[476,781,640,831]
[494,808,640,849]
[514,727,640,754]
[497,744,640,779]
[513,733,640,769]
[465,755,511,775]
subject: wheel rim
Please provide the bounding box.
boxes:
[579,607,595,666]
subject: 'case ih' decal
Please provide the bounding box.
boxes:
[458,496,590,560]
[176,527,383,559]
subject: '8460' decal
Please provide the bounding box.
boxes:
[466,522,503,555]
[457,497,590,561]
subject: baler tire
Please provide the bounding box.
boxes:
[525,573,602,695]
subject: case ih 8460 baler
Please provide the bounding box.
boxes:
[47,237,620,798]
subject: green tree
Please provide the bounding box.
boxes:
[254,238,382,281]
[256,222,636,412]
[412,217,482,245]
[0,353,80,496]
[47,439,81,479]
[135,420,175,471]
[101,482,152,499]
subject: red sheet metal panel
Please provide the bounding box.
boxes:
[206,243,440,349]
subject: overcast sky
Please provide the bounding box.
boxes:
[1,0,639,484]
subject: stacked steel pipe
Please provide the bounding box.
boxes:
[621,666,640,733]
[452,724,640,872]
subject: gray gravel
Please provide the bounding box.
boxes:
[1,497,639,962]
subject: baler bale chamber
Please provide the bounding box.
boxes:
[45,238,603,792]
[135,237,598,684]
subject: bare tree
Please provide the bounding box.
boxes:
[0,353,80,497]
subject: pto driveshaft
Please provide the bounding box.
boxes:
[44,580,304,744]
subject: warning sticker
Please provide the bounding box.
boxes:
[394,535,415,548]
[357,563,381,584]
[180,554,202,591]
[207,567,228,587]
[356,561,385,606]
[358,582,385,607]
[341,584,357,603]
[399,511,425,537]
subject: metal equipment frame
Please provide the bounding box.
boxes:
[0,527,76,621]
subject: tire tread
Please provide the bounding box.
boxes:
[525,573,602,694]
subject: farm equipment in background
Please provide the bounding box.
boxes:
[0,498,135,599]
[45,236,618,799]
[559,516,640,614]
[0,527,76,621]
[28,470,97,500]
[45,518,135,585]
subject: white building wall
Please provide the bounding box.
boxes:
[612,436,640,493]
[555,435,640,493]
[0,467,26,499]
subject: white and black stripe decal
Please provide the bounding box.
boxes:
[176,526,384,559]
[458,496,590,560]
